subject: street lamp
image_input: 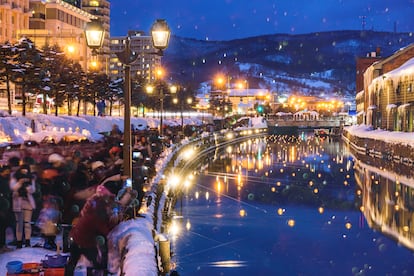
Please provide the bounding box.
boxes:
[84,19,105,56]
[171,86,192,133]
[85,18,170,178]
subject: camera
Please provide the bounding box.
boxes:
[125,178,132,188]
[132,151,142,160]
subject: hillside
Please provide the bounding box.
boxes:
[163,30,414,98]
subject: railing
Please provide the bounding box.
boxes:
[267,118,344,128]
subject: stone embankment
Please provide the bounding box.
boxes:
[342,128,414,167]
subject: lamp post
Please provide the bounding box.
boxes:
[85,18,170,178]
[171,86,192,133]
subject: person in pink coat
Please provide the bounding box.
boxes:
[65,180,136,275]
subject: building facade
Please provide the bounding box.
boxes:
[17,0,95,71]
[109,30,162,81]
[0,0,31,43]
[360,43,414,132]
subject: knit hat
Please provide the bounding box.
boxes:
[109,146,122,155]
[48,153,64,164]
[91,161,105,172]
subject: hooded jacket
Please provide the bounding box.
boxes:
[69,185,123,248]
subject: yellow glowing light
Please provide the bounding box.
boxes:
[239,209,246,217]
[403,226,410,232]
[217,181,221,193]
[271,187,276,192]
[67,45,75,54]
[205,192,209,200]
[195,191,199,199]
[277,208,285,215]
[184,180,191,188]
[313,188,319,194]
[155,67,164,79]
[276,181,281,186]
[318,207,324,214]
[345,222,352,229]
[395,205,400,211]
[169,220,181,237]
[360,206,365,212]
[168,175,180,188]
[182,148,195,160]
[186,220,191,231]
[287,219,295,227]
[280,168,284,173]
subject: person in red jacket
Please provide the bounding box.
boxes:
[64,180,136,275]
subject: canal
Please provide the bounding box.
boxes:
[169,132,414,275]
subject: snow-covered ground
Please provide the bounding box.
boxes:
[0,111,203,147]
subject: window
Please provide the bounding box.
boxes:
[89,0,99,7]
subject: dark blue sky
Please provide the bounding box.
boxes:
[110,0,414,41]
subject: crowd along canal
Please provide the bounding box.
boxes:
[168,132,414,276]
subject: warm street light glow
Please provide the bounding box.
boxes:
[84,19,105,53]
[67,45,75,54]
[151,19,171,52]
[156,67,164,79]
[90,60,98,69]
[146,85,154,94]
[170,85,177,94]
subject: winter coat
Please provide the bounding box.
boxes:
[69,193,123,248]
[10,173,36,212]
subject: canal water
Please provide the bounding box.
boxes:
[171,132,414,276]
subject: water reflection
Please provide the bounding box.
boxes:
[172,133,414,275]
[354,159,414,250]
[207,134,356,209]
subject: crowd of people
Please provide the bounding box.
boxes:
[0,124,183,275]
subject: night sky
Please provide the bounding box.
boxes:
[110,0,414,41]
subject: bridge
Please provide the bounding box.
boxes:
[267,118,346,135]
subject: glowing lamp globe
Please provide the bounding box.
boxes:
[85,19,105,51]
[151,19,170,51]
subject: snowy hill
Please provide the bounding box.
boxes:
[163,30,414,98]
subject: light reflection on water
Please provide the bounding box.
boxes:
[172,134,414,276]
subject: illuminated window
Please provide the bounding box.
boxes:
[89,0,99,7]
